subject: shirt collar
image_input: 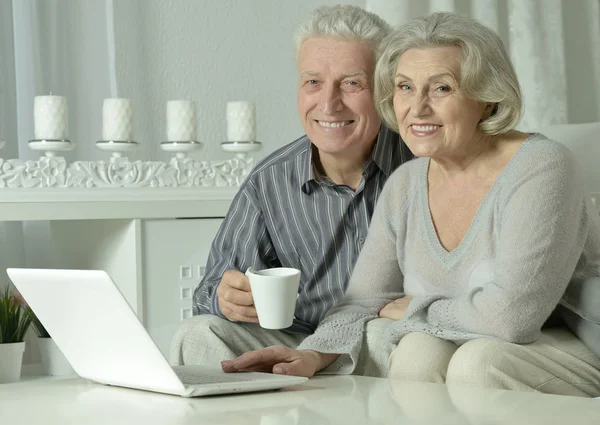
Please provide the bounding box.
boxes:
[300,124,399,194]
[370,123,399,178]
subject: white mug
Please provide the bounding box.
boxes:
[245,267,301,329]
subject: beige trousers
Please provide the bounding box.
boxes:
[170,315,395,377]
[388,329,600,397]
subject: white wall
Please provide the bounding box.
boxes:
[112,0,365,163]
[0,1,18,159]
[5,1,599,163]
[562,2,600,124]
[10,0,113,162]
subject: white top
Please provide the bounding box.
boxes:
[299,134,600,372]
[1,375,598,424]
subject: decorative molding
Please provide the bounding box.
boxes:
[0,156,255,188]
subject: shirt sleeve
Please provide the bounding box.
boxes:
[297,173,406,372]
[397,144,589,343]
[192,181,277,317]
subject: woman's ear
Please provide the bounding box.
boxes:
[482,103,496,120]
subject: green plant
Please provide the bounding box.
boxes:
[0,285,34,344]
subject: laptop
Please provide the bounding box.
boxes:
[6,268,308,397]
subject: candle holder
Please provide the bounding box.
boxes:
[28,139,75,157]
[220,141,262,159]
[95,140,139,158]
[160,141,203,159]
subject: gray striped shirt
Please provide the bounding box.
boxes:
[192,124,414,334]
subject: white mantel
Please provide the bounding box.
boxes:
[0,187,237,221]
[0,142,253,220]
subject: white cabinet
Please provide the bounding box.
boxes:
[141,218,223,357]
[0,188,235,367]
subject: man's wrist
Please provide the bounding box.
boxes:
[210,292,227,319]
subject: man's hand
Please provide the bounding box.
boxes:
[216,270,259,323]
[221,346,339,378]
[378,296,413,320]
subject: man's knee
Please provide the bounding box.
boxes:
[446,338,510,387]
[170,314,236,365]
[173,314,233,342]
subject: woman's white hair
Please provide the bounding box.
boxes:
[294,5,391,62]
[375,12,523,135]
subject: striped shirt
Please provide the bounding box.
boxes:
[192,124,414,334]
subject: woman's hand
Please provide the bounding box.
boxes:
[221,346,339,378]
[379,296,413,320]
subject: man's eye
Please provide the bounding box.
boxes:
[307,80,318,85]
[346,81,358,86]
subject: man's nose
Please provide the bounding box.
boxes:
[319,86,343,114]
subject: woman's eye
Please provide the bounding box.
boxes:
[436,85,451,92]
[397,84,411,91]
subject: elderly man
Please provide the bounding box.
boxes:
[170,5,413,377]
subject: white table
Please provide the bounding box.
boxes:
[1,375,599,424]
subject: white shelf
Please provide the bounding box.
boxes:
[0,187,237,221]
[0,188,233,367]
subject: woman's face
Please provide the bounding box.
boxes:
[393,46,491,159]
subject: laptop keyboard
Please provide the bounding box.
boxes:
[172,365,281,385]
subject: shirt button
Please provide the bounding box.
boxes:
[358,237,365,244]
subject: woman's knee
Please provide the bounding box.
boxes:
[388,332,457,383]
[446,338,514,388]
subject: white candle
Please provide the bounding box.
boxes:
[34,95,69,140]
[102,98,134,141]
[166,100,197,141]
[227,101,256,142]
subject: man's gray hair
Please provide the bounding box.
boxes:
[375,12,523,135]
[294,5,391,60]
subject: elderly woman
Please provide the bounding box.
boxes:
[222,12,600,397]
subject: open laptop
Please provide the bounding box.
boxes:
[6,268,307,397]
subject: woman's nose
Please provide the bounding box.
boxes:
[410,93,432,117]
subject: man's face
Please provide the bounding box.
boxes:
[297,37,381,159]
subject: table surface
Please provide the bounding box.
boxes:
[1,375,599,425]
